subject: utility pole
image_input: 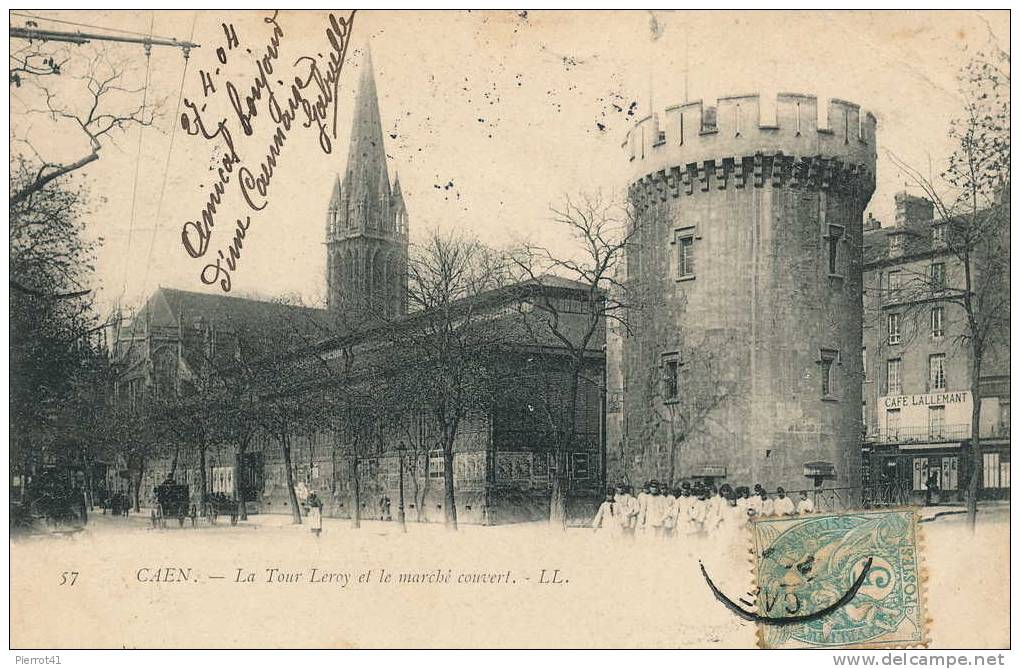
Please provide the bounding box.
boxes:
[397,441,407,533]
[10,25,199,56]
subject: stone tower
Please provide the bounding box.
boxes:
[326,48,408,319]
[615,93,877,492]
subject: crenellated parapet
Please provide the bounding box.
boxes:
[624,93,877,210]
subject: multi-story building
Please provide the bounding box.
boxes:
[611,93,877,494]
[862,192,1010,502]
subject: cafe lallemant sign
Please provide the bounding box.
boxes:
[882,391,970,410]
[877,390,973,434]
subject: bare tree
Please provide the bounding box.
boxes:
[635,331,736,487]
[10,38,68,87]
[509,191,639,529]
[389,230,509,530]
[11,44,159,207]
[886,42,1009,528]
[391,404,436,523]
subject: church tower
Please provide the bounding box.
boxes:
[326,47,408,319]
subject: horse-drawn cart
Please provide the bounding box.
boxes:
[153,481,190,528]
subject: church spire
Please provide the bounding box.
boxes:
[343,45,390,217]
[328,173,342,209]
[327,43,408,319]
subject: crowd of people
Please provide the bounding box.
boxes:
[591,480,816,540]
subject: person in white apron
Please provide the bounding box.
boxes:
[644,481,669,539]
[662,486,678,539]
[591,490,625,539]
[307,491,323,537]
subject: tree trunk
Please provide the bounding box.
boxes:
[350,448,361,528]
[169,445,180,478]
[281,433,302,524]
[419,454,430,522]
[234,444,249,521]
[442,437,458,530]
[549,449,568,530]
[132,455,145,512]
[198,443,209,517]
[965,355,983,530]
[81,448,95,510]
[667,419,678,488]
[550,363,581,530]
[330,445,338,495]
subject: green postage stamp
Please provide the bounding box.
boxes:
[751,509,928,649]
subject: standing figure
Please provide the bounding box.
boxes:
[796,490,815,515]
[925,470,941,506]
[688,489,708,539]
[592,489,625,538]
[746,486,763,522]
[636,482,651,535]
[614,484,638,541]
[307,491,323,537]
[773,487,796,516]
[735,487,749,520]
[662,486,677,539]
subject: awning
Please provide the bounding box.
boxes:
[804,461,836,478]
[691,465,727,477]
[899,442,962,451]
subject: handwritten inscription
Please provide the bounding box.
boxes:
[179,11,357,292]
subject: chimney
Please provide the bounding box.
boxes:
[894,191,934,228]
[863,212,881,232]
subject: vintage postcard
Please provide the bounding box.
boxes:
[8,9,1010,651]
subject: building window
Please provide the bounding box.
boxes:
[889,234,903,257]
[428,450,444,479]
[827,225,844,275]
[862,401,868,431]
[983,452,1002,488]
[571,453,591,480]
[887,358,902,395]
[941,456,959,491]
[999,401,1010,435]
[862,346,868,381]
[932,223,947,248]
[887,313,901,345]
[929,263,946,292]
[675,234,695,280]
[820,349,839,399]
[928,354,946,391]
[931,306,944,339]
[887,270,902,300]
[912,457,928,491]
[928,405,945,439]
[887,408,901,439]
[661,353,680,402]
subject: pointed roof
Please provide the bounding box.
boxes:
[343,46,390,204]
[391,171,404,204]
[328,174,342,209]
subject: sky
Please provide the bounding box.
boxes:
[8,9,1009,318]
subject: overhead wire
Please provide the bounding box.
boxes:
[117,12,155,309]
[139,11,198,300]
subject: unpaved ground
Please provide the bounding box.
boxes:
[10,508,1009,648]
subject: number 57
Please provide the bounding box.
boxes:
[59,571,79,586]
